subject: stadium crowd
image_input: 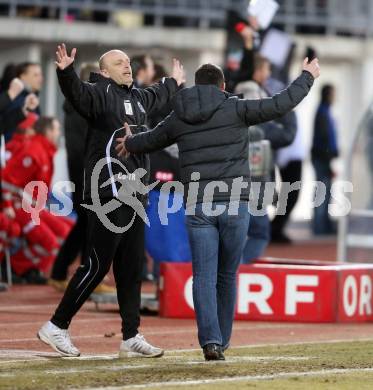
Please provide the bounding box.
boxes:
[0,13,336,295]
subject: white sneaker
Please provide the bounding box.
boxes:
[37,321,80,357]
[119,334,164,358]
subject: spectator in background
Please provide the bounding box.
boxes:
[0,71,24,291]
[4,111,39,163]
[235,32,297,262]
[0,78,25,113]
[311,84,339,235]
[132,55,156,88]
[0,77,37,256]
[224,21,256,93]
[2,62,43,142]
[2,116,72,284]
[49,63,115,294]
[16,62,43,96]
[266,48,309,244]
[271,114,307,243]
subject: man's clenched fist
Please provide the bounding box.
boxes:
[303,57,321,79]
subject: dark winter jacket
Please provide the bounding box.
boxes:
[312,103,339,162]
[1,90,40,142]
[0,90,27,140]
[57,63,178,202]
[125,71,314,206]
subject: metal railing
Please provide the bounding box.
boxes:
[0,0,372,35]
[275,0,373,36]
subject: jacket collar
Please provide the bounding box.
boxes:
[88,72,134,91]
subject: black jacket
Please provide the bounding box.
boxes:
[126,71,314,206]
[0,90,27,139]
[1,90,40,142]
[312,103,339,162]
[57,64,178,201]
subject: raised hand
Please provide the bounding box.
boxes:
[303,57,320,79]
[55,43,77,70]
[236,23,255,50]
[248,15,260,31]
[171,58,186,87]
[7,78,24,100]
[24,93,39,111]
[116,122,133,158]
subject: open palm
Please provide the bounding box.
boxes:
[55,43,77,70]
[171,58,186,86]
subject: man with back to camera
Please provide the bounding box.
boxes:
[37,44,185,358]
[116,57,320,361]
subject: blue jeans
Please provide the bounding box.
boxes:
[242,213,270,264]
[186,201,250,348]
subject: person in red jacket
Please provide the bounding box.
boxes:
[2,116,71,284]
[0,211,21,255]
[4,112,38,163]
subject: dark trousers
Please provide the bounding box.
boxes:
[311,158,334,235]
[271,160,302,237]
[51,205,144,340]
[51,205,87,281]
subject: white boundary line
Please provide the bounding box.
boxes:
[84,367,373,389]
[169,337,373,354]
[0,356,312,377]
[2,337,373,355]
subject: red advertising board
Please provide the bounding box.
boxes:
[337,266,373,322]
[159,260,373,323]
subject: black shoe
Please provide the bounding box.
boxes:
[0,282,8,292]
[203,344,225,361]
[216,347,225,360]
[22,269,47,285]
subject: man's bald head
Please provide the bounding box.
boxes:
[99,50,125,70]
[98,50,133,86]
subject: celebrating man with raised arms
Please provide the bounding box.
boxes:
[116,57,320,360]
[38,44,185,358]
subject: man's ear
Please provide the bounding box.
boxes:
[100,69,110,79]
[221,82,226,91]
